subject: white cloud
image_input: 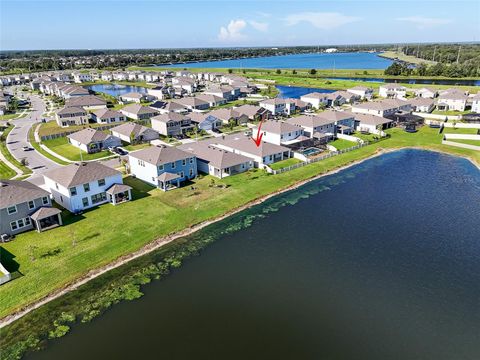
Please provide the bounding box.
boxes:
[285,12,360,29]
[218,19,247,42]
[249,20,269,32]
[397,16,452,29]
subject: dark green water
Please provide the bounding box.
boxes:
[26,150,480,360]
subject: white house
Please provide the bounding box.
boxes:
[120,104,159,120]
[120,92,146,104]
[414,87,437,99]
[254,120,304,145]
[72,72,93,83]
[151,113,194,136]
[353,113,394,134]
[347,86,374,100]
[410,97,435,113]
[43,162,131,213]
[288,114,336,139]
[437,91,469,112]
[351,99,411,117]
[379,83,407,99]
[91,109,125,124]
[259,98,295,116]
[471,93,480,113]
[56,106,88,127]
[300,92,330,109]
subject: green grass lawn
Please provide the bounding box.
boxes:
[0,126,479,319]
[269,157,303,170]
[379,51,436,65]
[432,110,472,116]
[123,143,151,151]
[447,139,480,147]
[42,136,112,161]
[443,127,479,135]
[329,139,358,150]
[38,120,126,137]
[0,160,16,179]
[0,113,20,121]
[352,132,378,142]
[28,127,70,165]
[0,126,32,175]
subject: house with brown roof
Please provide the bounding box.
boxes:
[128,146,197,190]
[110,123,159,144]
[43,162,131,212]
[0,180,61,236]
[56,106,89,127]
[67,128,121,153]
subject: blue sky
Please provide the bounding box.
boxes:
[1,0,479,50]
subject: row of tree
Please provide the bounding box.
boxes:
[384,60,480,78]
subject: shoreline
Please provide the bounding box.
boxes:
[0,146,478,329]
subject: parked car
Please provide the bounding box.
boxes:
[113,147,128,156]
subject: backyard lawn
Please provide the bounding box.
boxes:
[0,126,479,319]
[330,138,358,150]
[352,132,378,142]
[0,160,16,179]
[42,137,112,161]
[448,139,480,147]
[38,120,126,137]
[269,157,303,170]
[442,127,479,135]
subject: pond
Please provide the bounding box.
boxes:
[276,85,335,99]
[27,150,480,360]
[85,84,148,97]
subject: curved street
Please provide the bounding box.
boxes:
[5,90,60,179]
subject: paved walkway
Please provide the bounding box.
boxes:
[5,89,60,180]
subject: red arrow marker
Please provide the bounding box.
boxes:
[252,119,264,147]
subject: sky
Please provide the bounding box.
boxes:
[1,0,479,50]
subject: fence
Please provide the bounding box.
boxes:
[267,141,371,175]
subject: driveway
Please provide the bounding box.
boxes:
[5,89,61,179]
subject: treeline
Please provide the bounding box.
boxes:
[400,43,480,64]
[384,61,480,77]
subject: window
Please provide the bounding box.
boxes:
[10,221,18,231]
[70,187,77,196]
[158,164,164,171]
[7,205,17,215]
[190,157,194,164]
[25,217,31,226]
[182,159,186,166]
[98,179,106,187]
[91,192,107,204]
[83,183,90,192]
[28,200,35,209]
[55,183,59,190]
[42,197,49,205]
[189,168,194,177]
[82,197,89,207]
[18,219,24,228]
[171,162,176,169]
[178,171,184,178]
[138,159,145,167]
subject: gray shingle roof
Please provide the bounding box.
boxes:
[0,180,50,209]
[43,162,121,188]
[67,128,109,144]
[129,145,193,166]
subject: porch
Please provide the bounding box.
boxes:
[30,207,63,233]
[106,184,133,205]
[157,172,181,192]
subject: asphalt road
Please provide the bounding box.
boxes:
[5,90,60,179]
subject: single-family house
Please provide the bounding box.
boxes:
[172,77,197,94]
[56,106,89,127]
[232,104,270,122]
[300,92,330,109]
[91,108,125,124]
[120,104,159,120]
[147,86,173,100]
[189,112,223,131]
[414,87,437,99]
[259,98,295,116]
[67,128,121,153]
[471,93,480,113]
[173,97,209,111]
[72,72,92,83]
[128,146,197,191]
[110,123,159,144]
[353,113,394,134]
[437,91,469,112]
[347,86,374,100]
[0,180,62,236]
[208,108,249,125]
[151,113,195,136]
[351,99,410,118]
[204,86,240,101]
[288,115,336,140]
[65,95,107,111]
[179,142,253,179]
[379,83,407,99]
[43,162,131,212]
[255,120,304,145]
[410,97,435,113]
[120,92,146,104]
[195,94,227,107]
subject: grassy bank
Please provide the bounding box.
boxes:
[379,51,436,65]
[1,126,479,321]
[0,160,16,179]
[0,126,32,176]
[42,137,111,161]
[28,127,70,166]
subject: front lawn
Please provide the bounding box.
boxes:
[123,142,151,151]
[42,136,112,161]
[38,120,126,137]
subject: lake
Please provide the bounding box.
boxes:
[276,85,335,99]
[86,84,148,97]
[156,52,393,69]
[26,150,480,360]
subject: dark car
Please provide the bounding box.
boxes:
[114,147,128,156]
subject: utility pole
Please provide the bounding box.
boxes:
[456,45,461,64]
[432,46,437,62]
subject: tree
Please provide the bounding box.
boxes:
[309,69,317,75]
[129,131,136,144]
[276,69,281,74]
[20,158,29,167]
[384,62,402,76]
[292,69,297,75]
[228,69,233,74]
